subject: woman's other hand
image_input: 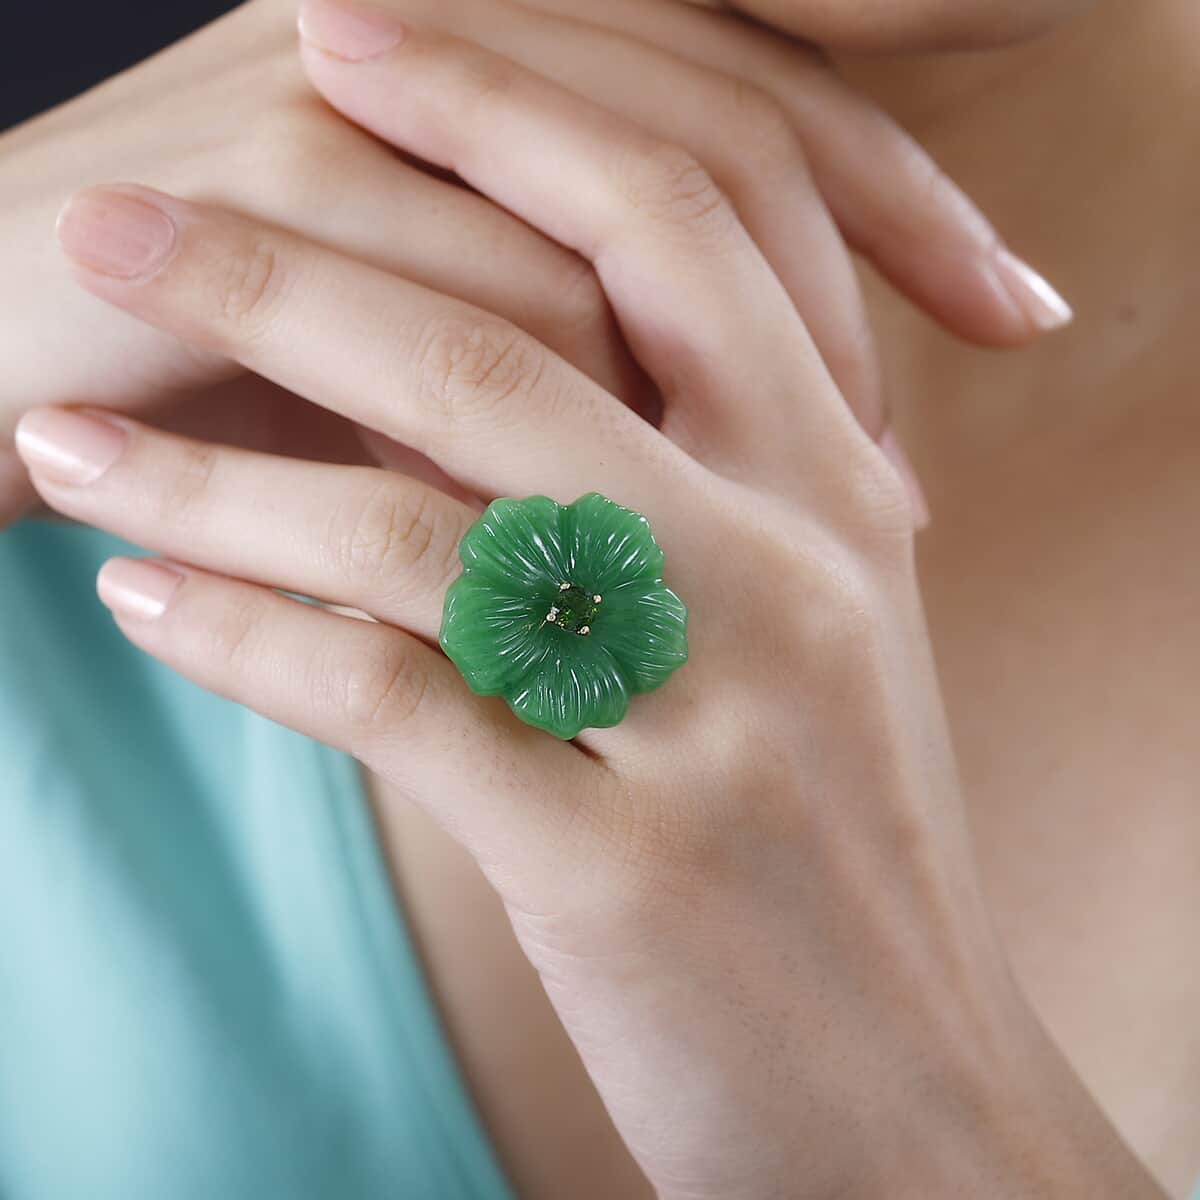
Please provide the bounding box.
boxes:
[1,0,1070,529]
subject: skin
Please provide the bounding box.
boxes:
[0,0,1081,530]
[11,1,1183,1198]
[351,1,1200,1196]
[8,0,1194,1197]
[854,2,1200,1194]
[717,0,1096,50]
[364,5,1200,1194]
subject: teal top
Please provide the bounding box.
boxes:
[3,519,1197,1200]
[0,519,515,1200]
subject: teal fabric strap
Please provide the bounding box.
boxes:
[0,519,514,1200]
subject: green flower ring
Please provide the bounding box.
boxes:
[439,493,689,740]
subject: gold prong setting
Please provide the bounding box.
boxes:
[544,581,602,635]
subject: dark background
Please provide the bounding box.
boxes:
[2,0,241,131]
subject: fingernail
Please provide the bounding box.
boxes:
[880,429,931,531]
[991,248,1073,333]
[15,407,128,486]
[298,0,407,62]
[97,559,184,621]
[57,187,176,280]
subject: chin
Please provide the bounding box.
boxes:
[722,0,1095,52]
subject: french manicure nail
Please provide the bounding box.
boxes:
[56,187,176,280]
[97,559,184,621]
[298,0,408,62]
[15,408,127,486]
[992,247,1074,333]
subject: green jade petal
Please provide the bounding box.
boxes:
[440,493,689,739]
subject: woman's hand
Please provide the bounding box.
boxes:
[15,9,1152,1197]
[1,0,1071,528]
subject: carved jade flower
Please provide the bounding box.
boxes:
[439,493,689,740]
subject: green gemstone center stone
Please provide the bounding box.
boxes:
[548,584,600,635]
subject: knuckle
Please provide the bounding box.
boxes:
[550,255,610,343]
[835,442,919,545]
[208,235,288,345]
[894,135,970,229]
[413,313,549,426]
[616,141,735,241]
[819,565,886,654]
[342,641,432,733]
[794,545,896,675]
[155,440,220,527]
[732,525,890,668]
[836,324,889,442]
[332,479,458,593]
[204,590,264,675]
[893,130,950,212]
[724,79,805,182]
[456,48,518,111]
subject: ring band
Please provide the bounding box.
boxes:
[439,492,688,740]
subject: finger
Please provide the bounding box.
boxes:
[14,407,476,641]
[4,107,644,444]
[522,0,1073,345]
[354,0,883,435]
[55,184,696,512]
[92,556,600,868]
[272,114,647,402]
[761,69,1074,346]
[298,4,860,472]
